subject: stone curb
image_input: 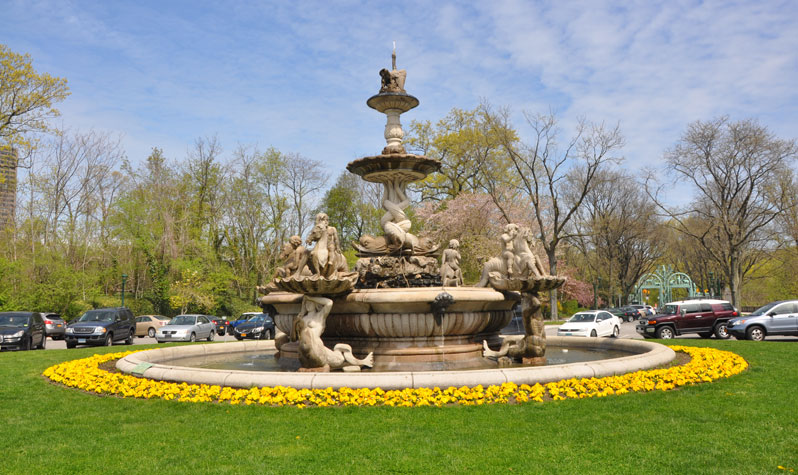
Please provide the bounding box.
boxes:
[116,337,675,390]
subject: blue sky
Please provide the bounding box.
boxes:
[3,0,797,179]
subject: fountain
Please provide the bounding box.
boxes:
[116,50,676,388]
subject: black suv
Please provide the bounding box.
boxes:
[636,299,738,339]
[65,307,136,348]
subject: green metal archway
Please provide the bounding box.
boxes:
[633,265,698,307]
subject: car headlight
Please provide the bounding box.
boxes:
[66,327,74,334]
[93,327,107,334]
[253,326,264,332]
[173,330,187,336]
[12,330,24,338]
[734,319,746,325]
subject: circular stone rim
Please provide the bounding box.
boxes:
[346,154,441,182]
[116,337,676,390]
[367,92,419,113]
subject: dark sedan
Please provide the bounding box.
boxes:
[233,314,276,340]
[208,316,230,336]
[0,312,47,351]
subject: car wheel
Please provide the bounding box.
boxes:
[22,336,31,351]
[746,326,766,341]
[612,326,619,338]
[125,331,134,345]
[627,315,634,323]
[267,329,274,340]
[148,328,156,338]
[189,332,196,342]
[207,330,214,342]
[590,329,597,337]
[66,341,76,349]
[714,322,731,339]
[656,326,674,339]
[37,334,46,349]
[104,333,113,346]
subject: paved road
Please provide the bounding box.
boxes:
[43,318,793,349]
[44,331,241,350]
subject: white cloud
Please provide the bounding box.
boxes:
[2,0,796,184]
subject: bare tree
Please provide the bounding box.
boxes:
[483,105,624,319]
[279,152,327,237]
[646,117,798,308]
[184,136,226,252]
[571,169,662,306]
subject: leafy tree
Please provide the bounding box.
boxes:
[320,171,381,246]
[405,106,520,207]
[0,44,70,158]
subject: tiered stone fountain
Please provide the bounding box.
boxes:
[116,51,676,388]
[258,50,565,372]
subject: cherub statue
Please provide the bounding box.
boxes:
[304,213,349,278]
[275,235,308,278]
[501,224,519,278]
[441,239,464,286]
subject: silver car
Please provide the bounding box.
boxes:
[156,314,216,343]
[728,300,798,341]
[42,313,66,340]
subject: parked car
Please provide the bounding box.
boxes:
[65,308,136,348]
[636,299,739,339]
[207,316,230,336]
[233,313,276,340]
[0,312,47,351]
[557,310,621,338]
[42,312,66,340]
[728,300,798,341]
[156,314,216,343]
[619,306,641,323]
[135,315,171,338]
[229,312,261,330]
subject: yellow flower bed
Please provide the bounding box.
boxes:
[42,345,747,408]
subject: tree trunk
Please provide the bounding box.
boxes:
[548,249,558,321]
[729,253,741,309]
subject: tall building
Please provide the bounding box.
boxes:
[0,148,17,230]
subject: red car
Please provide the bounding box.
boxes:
[636,299,738,339]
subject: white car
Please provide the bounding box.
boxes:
[156,314,216,343]
[557,310,621,338]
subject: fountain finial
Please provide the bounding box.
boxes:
[392,41,397,70]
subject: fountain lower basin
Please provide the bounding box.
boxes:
[261,287,519,371]
[116,337,676,390]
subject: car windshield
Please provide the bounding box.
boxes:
[749,302,780,316]
[170,315,196,325]
[662,305,679,315]
[568,313,596,323]
[247,315,266,323]
[77,310,115,322]
[0,314,30,327]
[155,316,170,321]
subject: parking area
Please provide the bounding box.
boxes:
[40,317,793,350]
[44,331,243,350]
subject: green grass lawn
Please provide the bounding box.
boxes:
[1,339,796,474]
